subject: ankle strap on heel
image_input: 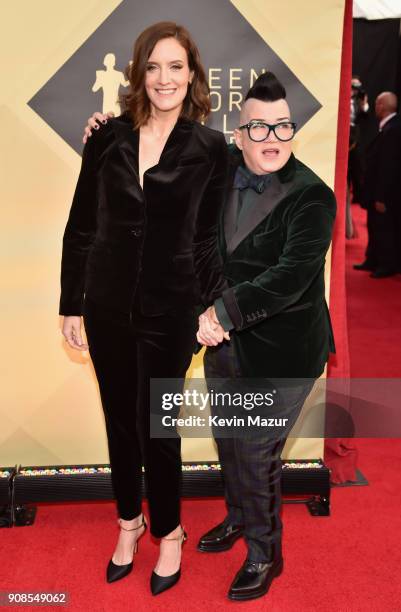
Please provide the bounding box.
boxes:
[118,514,147,531]
[162,526,187,541]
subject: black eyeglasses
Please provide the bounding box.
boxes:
[238,120,297,142]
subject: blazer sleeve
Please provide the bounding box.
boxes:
[59,133,99,316]
[221,186,337,331]
[193,133,229,307]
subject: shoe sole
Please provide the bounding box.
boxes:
[227,564,283,601]
[197,533,243,553]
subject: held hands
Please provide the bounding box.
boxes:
[197,306,230,347]
[62,316,88,351]
[83,111,115,144]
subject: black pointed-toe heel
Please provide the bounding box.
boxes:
[150,526,187,595]
[106,514,147,584]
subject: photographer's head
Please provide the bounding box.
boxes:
[351,75,362,94]
[234,72,295,175]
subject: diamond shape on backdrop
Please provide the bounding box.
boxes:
[28,0,321,155]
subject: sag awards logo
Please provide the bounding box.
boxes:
[90,53,269,141]
[92,53,130,117]
[28,0,320,154]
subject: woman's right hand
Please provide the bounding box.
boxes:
[62,316,89,351]
[83,111,115,144]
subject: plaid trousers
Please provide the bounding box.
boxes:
[204,341,315,563]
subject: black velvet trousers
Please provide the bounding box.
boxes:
[82,295,197,538]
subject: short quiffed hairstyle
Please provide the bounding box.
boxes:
[120,22,211,128]
[245,72,286,103]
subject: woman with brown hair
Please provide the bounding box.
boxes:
[59,22,228,594]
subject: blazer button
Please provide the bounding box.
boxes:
[130,228,142,237]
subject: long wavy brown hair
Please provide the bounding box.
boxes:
[120,22,211,128]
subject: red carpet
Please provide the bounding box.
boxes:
[1,450,401,612]
[2,206,401,611]
[2,212,401,611]
[346,204,401,377]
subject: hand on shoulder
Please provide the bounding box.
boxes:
[83,111,115,144]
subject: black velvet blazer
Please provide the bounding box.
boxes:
[219,146,337,378]
[59,112,229,317]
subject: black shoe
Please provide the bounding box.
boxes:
[228,557,283,601]
[370,268,396,278]
[197,521,244,552]
[353,261,374,271]
[106,514,147,584]
[150,526,187,596]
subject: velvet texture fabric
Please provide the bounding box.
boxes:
[59,112,228,317]
[83,296,197,537]
[59,113,229,536]
[220,146,337,378]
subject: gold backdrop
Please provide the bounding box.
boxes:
[0,0,345,466]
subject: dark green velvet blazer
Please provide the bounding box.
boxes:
[218,145,336,378]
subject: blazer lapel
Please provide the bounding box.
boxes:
[111,112,194,186]
[111,114,141,191]
[223,189,240,251]
[226,154,296,257]
[156,116,194,169]
[222,155,241,253]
